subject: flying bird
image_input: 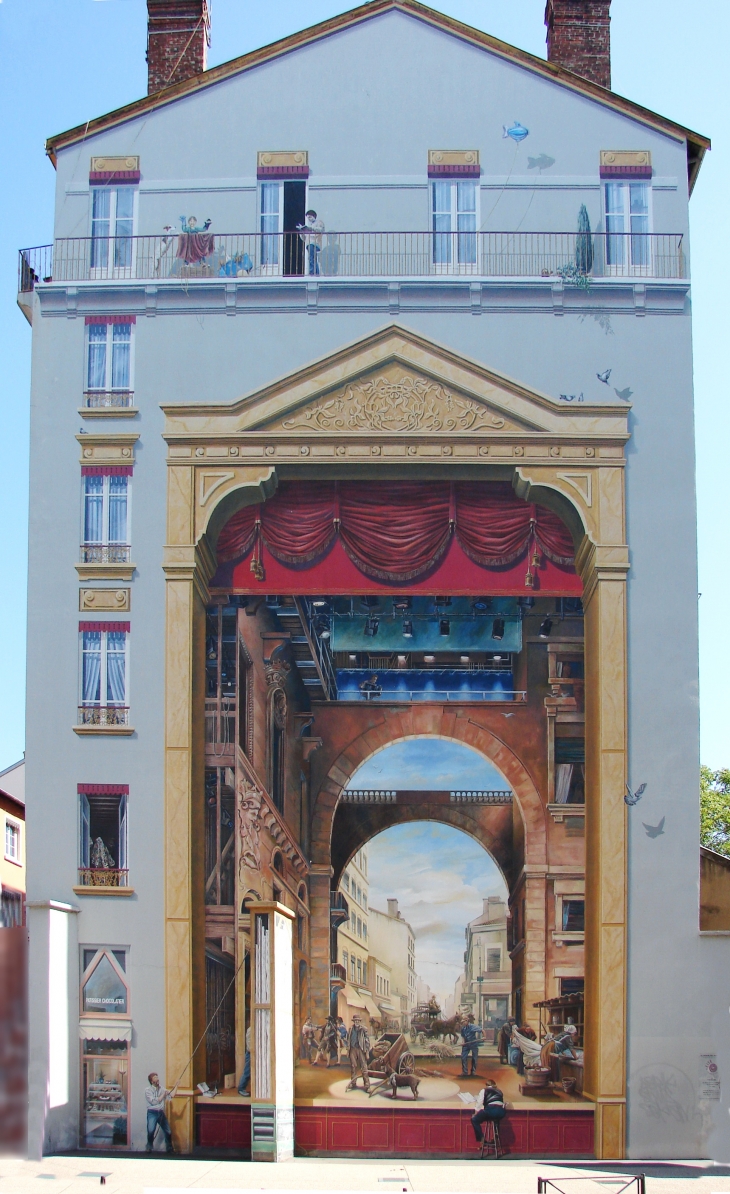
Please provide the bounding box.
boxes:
[643,817,665,838]
[597,368,612,385]
[624,782,647,806]
[615,387,634,402]
[500,712,516,718]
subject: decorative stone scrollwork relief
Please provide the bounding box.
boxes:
[281,374,506,434]
[238,772,264,876]
[264,659,291,689]
[271,686,287,730]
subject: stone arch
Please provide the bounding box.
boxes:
[311,710,547,872]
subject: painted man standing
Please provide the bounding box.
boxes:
[346,1014,371,1092]
[460,1014,482,1076]
[145,1072,175,1153]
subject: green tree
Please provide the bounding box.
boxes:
[700,766,730,857]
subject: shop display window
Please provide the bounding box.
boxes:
[81,1038,129,1148]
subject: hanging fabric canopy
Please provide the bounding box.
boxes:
[216,481,575,587]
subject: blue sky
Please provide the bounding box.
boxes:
[350,740,508,1005]
[0,1,727,770]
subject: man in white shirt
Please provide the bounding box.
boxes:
[145,1072,175,1152]
[297,210,325,275]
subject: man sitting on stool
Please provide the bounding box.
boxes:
[471,1078,506,1147]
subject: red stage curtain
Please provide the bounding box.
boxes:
[215,480,576,581]
[339,481,452,582]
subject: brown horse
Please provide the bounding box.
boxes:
[424,1014,462,1045]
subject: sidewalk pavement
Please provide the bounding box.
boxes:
[1,1156,730,1194]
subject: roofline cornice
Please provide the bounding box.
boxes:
[45,0,710,190]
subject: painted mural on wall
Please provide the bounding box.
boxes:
[293,740,587,1111]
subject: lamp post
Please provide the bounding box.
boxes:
[476,975,484,1029]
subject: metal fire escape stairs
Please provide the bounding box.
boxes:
[268,596,337,701]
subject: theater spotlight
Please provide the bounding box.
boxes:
[393,596,412,611]
[439,619,451,636]
[539,617,553,639]
[492,618,505,641]
[314,616,330,639]
[402,620,414,638]
[312,597,328,608]
[518,596,535,611]
[364,616,379,637]
[472,598,491,613]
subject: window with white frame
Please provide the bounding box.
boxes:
[431,179,478,270]
[86,321,133,400]
[486,946,502,973]
[81,470,130,563]
[79,624,129,723]
[90,187,136,273]
[604,182,651,273]
[4,819,20,862]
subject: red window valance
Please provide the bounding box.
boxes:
[79,622,130,633]
[216,481,575,587]
[77,784,129,795]
[85,316,136,325]
[81,466,134,476]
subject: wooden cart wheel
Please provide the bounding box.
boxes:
[398,1052,415,1074]
[410,1027,417,1041]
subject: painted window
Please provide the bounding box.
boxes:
[362,922,367,942]
[356,958,362,983]
[356,916,362,938]
[431,180,478,269]
[80,629,128,709]
[82,948,128,1015]
[4,819,20,862]
[562,899,585,932]
[82,474,129,550]
[350,956,356,982]
[342,949,348,969]
[86,323,133,394]
[604,182,651,272]
[0,890,23,927]
[90,187,135,273]
[343,873,350,892]
[79,792,128,886]
[259,180,306,275]
[486,947,501,973]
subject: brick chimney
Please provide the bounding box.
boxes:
[545,0,611,89]
[147,0,210,95]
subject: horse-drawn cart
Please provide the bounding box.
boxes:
[366,1033,415,1096]
[409,1004,431,1043]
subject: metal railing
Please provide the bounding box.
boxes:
[80,543,131,564]
[77,705,129,727]
[82,390,135,410]
[18,231,686,290]
[78,868,129,887]
[337,688,526,703]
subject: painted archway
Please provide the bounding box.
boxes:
[162,323,629,1156]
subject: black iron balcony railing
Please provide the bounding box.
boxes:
[18,231,686,290]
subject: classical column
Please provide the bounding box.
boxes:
[251,901,296,1161]
[162,465,215,1152]
[579,538,630,1158]
[308,864,334,1026]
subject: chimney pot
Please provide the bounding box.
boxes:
[545,0,611,89]
[387,898,399,918]
[147,0,210,95]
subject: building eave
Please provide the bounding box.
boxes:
[45,0,709,190]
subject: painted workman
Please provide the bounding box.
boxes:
[346,1014,371,1092]
[144,1072,175,1153]
[460,1014,482,1076]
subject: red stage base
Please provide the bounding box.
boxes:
[196,1101,594,1159]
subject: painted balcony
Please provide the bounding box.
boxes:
[18,230,686,290]
[76,705,130,727]
[78,868,129,888]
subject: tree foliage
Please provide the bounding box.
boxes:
[700,766,730,857]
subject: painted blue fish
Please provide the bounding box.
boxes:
[503,121,529,143]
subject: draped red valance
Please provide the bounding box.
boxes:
[216,482,575,587]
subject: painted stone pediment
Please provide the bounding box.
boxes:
[261,363,529,436]
[163,325,630,442]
